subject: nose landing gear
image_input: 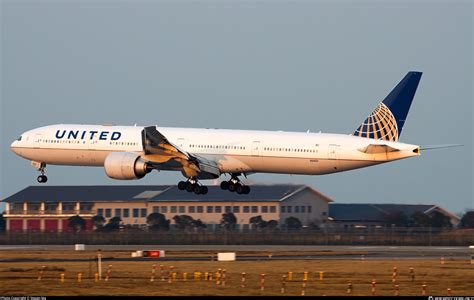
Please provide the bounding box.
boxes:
[37,175,48,183]
[32,161,48,183]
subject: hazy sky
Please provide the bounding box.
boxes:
[1,0,472,214]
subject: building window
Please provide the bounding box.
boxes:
[215,206,222,213]
[243,206,250,213]
[295,206,300,213]
[123,208,129,218]
[62,203,75,212]
[287,206,292,213]
[133,208,139,218]
[29,203,40,211]
[233,206,240,213]
[141,208,147,218]
[153,206,160,213]
[270,206,276,213]
[97,208,104,216]
[161,206,168,214]
[225,206,232,213]
[179,206,185,213]
[171,206,177,213]
[104,208,111,218]
[197,206,203,213]
[80,203,92,212]
[251,206,258,213]
[281,206,286,213]
[301,206,306,213]
[189,206,195,213]
[207,206,213,213]
[115,208,121,217]
[262,206,268,213]
[308,206,312,213]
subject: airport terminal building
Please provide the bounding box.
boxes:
[1,184,332,232]
[2,184,460,232]
[329,203,461,228]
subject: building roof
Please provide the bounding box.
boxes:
[150,185,323,202]
[328,203,458,222]
[1,185,172,203]
[1,184,333,203]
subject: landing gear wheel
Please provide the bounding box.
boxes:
[236,183,244,194]
[193,185,203,195]
[200,186,208,195]
[228,182,236,192]
[186,183,195,192]
[178,181,187,190]
[243,185,251,194]
[220,181,229,190]
[37,175,47,183]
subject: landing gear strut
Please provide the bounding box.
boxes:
[177,178,208,195]
[220,174,250,194]
[33,162,48,183]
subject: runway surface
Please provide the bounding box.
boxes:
[1,245,472,262]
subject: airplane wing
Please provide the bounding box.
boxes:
[140,126,220,179]
[358,144,400,154]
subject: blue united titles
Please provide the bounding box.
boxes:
[55,130,122,140]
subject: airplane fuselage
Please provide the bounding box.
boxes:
[10,124,420,176]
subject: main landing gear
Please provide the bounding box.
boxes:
[33,162,48,183]
[220,175,250,194]
[177,178,208,195]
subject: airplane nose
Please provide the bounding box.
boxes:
[10,140,19,154]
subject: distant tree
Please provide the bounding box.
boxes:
[173,215,207,231]
[68,215,86,232]
[429,211,452,228]
[285,217,302,230]
[266,220,279,230]
[147,213,170,231]
[0,214,5,232]
[173,215,195,230]
[408,211,431,227]
[193,219,207,230]
[249,215,267,229]
[460,211,474,228]
[91,215,106,231]
[103,217,122,231]
[220,212,237,230]
[384,211,409,227]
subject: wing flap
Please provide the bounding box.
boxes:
[142,126,189,159]
[141,126,220,179]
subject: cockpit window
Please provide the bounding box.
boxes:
[17,136,22,141]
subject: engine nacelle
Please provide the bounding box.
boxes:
[104,152,150,180]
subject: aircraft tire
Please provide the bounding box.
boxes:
[178,181,187,190]
[220,181,229,190]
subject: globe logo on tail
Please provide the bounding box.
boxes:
[354,102,399,141]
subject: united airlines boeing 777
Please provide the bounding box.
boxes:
[10,72,455,195]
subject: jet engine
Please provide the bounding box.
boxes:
[104,152,151,180]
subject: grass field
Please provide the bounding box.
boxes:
[0,249,473,296]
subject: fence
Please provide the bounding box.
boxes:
[1,228,473,245]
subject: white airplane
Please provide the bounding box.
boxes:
[10,71,457,195]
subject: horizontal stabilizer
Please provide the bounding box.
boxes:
[359,144,400,154]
